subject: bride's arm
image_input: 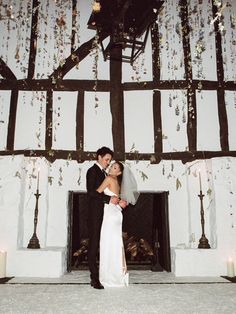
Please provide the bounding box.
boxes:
[97,177,119,205]
[96,176,110,193]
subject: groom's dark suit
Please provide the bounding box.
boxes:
[86,163,111,283]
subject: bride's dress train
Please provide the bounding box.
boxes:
[99,187,128,287]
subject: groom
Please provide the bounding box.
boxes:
[86,146,119,289]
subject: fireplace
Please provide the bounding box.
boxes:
[67,192,171,272]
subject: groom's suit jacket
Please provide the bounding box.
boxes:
[86,163,110,221]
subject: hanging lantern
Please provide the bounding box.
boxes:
[87,0,164,65]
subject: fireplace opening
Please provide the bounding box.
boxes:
[67,192,171,272]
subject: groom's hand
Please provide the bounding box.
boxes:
[110,196,119,205]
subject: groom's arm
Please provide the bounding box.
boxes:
[86,167,110,204]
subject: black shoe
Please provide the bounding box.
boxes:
[90,280,104,289]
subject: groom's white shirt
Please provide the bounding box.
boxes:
[95,161,102,170]
[96,162,106,174]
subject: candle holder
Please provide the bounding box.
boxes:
[198,190,210,249]
[151,228,163,272]
[27,189,41,249]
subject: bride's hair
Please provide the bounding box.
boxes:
[115,161,124,187]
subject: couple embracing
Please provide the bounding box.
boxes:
[86,146,139,289]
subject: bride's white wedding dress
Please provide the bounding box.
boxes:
[99,187,129,287]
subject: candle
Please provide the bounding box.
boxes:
[0,251,7,278]
[198,170,202,191]
[189,233,195,248]
[227,258,235,278]
[37,168,40,191]
[92,1,101,12]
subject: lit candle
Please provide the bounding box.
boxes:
[37,168,40,191]
[0,251,7,278]
[198,170,202,191]
[227,257,235,278]
[92,1,101,12]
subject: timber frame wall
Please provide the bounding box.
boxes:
[0,0,236,164]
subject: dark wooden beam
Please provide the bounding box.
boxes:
[0,79,111,91]
[49,33,109,80]
[151,23,161,82]
[6,90,18,150]
[0,78,235,92]
[179,0,196,151]
[212,0,229,151]
[153,90,162,155]
[0,58,16,80]
[0,149,235,164]
[123,80,236,90]
[27,0,40,80]
[76,90,84,157]
[71,0,78,54]
[110,46,125,160]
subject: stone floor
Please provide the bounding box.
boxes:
[1,271,235,314]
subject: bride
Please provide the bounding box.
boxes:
[96,161,139,287]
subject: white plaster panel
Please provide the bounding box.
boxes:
[52,91,77,150]
[161,90,188,152]
[0,91,11,150]
[34,1,72,79]
[189,0,217,80]
[124,91,154,153]
[196,90,221,151]
[14,91,46,150]
[158,0,185,80]
[84,92,113,152]
[0,0,32,79]
[225,91,236,150]
[221,0,236,81]
[0,155,24,252]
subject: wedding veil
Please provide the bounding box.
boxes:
[120,165,140,205]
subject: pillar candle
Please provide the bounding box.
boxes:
[198,171,202,191]
[37,168,40,190]
[0,251,7,278]
[227,258,235,278]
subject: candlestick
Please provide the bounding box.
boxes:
[0,251,7,278]
[197,191,210,249]
[27,189,41,249]
[37,168,40,191]
[198,170,202,191]
[227,258,235,278]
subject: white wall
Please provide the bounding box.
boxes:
[1,156,236,277]
[0,0,236,277]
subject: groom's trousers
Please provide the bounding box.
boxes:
[88,214,103,281]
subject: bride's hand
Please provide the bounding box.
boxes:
[110,196,119,205]
[119,200,127,209]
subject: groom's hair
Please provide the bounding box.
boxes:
[96,146,114,159]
